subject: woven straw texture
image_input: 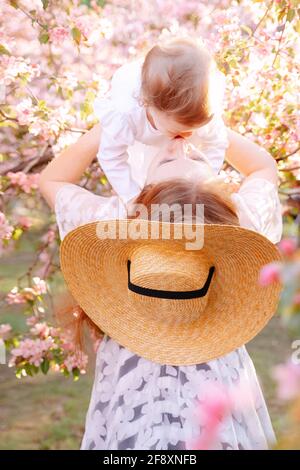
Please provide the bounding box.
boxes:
[60,219,282,366]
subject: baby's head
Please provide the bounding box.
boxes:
[140,37,216,139]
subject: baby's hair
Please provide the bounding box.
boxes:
[140,37,216,127]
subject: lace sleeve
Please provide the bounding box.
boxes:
[54,183,125,240]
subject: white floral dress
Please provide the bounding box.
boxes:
[55,177,282,451]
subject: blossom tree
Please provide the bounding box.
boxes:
[0,0,299,428]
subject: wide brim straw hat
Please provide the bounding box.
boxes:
[60,219,282,366]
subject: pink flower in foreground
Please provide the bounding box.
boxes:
[272,361,300,401]
[0,324,12,340]
[188,381,253,450]
[188,384,232,450]
[259,262,282,286]
[278,238,298,257]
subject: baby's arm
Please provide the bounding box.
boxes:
[196,114,229,174]
[98,124,141,204]
[225,129,278,185]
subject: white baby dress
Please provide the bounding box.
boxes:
[55,176,282,450]
[94,59,229,204]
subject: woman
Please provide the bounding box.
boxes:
[39,126,282,450]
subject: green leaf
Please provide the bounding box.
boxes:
[277,8,287,22]
[62,368,70,377]
[41,0,49,9]
[0,121,18,129]
[287,8,296,22]
[71,27,81,45]
[39,32,49,44]
[12,227,23,241]
[294,19,300,33]
[240,24,252,36]
[25,363,33,376]
[0,44,11,56]
[9,0,19,9]
[41,358,50,374]
[72,367,80,381]
[37,99,47,110]
[80,101,93,119]
[100,175,108,186]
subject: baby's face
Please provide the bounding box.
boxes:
[147,106,213,139]
[146,138,214,186]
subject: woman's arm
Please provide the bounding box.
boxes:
[225,129,278,185]
[38,124,101,209]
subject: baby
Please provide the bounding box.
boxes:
[93,37,229,205]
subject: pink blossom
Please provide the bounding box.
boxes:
[0,212,13,240]
[61,341,75,352]
[48,327,61,338]
[63,351,88,373]
[22,287,36,301]
[32,276,47,295]
[30,322,50,339]
[0,324,12,340]
[49,27,69,45]
[18,216,32,229]
[272,361,300,401]
[10,337,55,367]
[259,262,282,286]
[2,56,40,85]
[6,287,26,305]
[15,98,34,126]
[7,171,40,194]
[72,15,94,39]
[7,171,26,186]
[278,238,298,257]
[26,316,39,326]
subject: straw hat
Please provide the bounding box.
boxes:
[59,219,282,366]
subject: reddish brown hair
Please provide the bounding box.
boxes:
[140,37,215,127]
[55,178,239,352]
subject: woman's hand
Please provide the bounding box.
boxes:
[39,124,102,209]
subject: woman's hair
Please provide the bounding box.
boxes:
[140,37,215,127]
[55,178,239,353]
